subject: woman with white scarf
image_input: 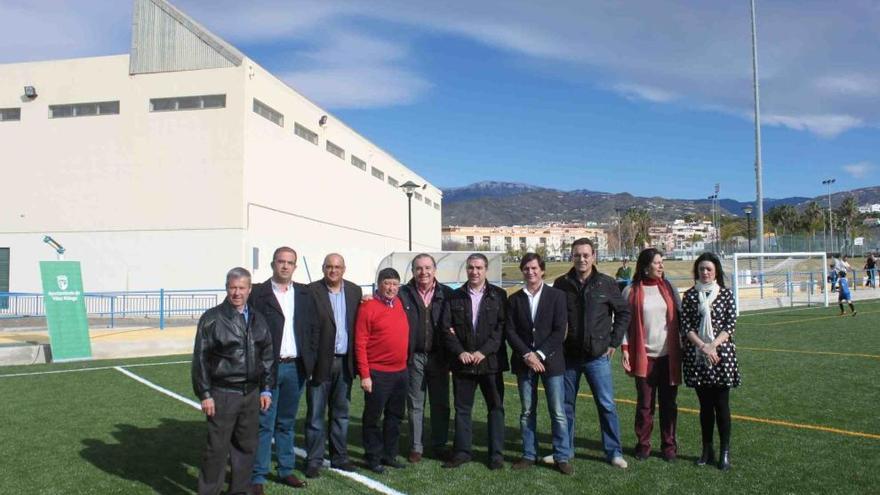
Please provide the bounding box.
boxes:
[680,252,740,471]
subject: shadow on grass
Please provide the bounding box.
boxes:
[80,418,201,494]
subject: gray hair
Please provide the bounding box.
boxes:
[411,253,437,271]
[466,253,489,267]
[225,267,252,287]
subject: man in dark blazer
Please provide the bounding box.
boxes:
[303,253,363,478]
[398,253,456,463]
[250,247,319,493]
[441,253,508,471]
[506,253,572,475]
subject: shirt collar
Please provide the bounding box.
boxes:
[467,283,486,296]
[271,279,294,292]
[375,292,396,307]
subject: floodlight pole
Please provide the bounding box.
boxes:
[750,0,765,279]
[823,178,835,253]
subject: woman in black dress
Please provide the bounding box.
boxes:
[680,252,740,471]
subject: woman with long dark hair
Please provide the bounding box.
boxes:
[680,252,740,471]
[621,248,681,462]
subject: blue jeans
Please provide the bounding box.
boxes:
[563,354,624,461]
[252,361,305,484]
[517,371,571,462]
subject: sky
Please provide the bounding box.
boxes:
[1,0,878,201]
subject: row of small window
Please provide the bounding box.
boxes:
[252,99,440,210]
[0,95,226,122]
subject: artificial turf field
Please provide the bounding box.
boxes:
[1,300,878,494]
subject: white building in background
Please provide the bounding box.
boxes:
[858,204,880,214]
[0,0,441,292]
[650,219,717,259]
[442,224,608,259]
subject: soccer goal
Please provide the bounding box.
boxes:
[732,252,829,315]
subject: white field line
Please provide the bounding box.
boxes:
[0,359,190,378]
[113,366,407,495]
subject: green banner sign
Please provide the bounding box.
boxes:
[40,261,92,362]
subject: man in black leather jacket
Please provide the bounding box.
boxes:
[192,267,275,495]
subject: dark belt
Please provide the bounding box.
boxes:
[334,354,346,358]
[279,357,300,364]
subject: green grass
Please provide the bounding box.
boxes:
[1,301,879,494]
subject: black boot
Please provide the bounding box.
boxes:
[696,443,715,466]
[718,449,731,471]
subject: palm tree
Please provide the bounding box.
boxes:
[622,208,652,256]
[835,196,859,256]
[800,201,824,251]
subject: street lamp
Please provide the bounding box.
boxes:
[43,235,65,260]
[743,206,753,254]
[399,180,421,251]
[708,193,719,253]
[822,178,835,253]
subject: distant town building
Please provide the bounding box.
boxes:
[858,204,880,214]
[649,219,717,259]
[442,224,608,259]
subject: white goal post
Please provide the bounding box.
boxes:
[732,252,828,315]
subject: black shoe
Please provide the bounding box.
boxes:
[696,444,715,466]
[442,454,470,469]
[634,451,649,461]
[718,449,731,471]
[382,457,406,469]
[305,464,321,479]
[331,461,357,472]
[488,458,504,470]
[367,463,385,474]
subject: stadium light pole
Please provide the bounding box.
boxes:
[399,181,421,251]
[822,178,835,253]
[615,208,623,259]
[750,0,765,271]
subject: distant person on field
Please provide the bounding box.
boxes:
[442,253,509,471]
[622,248,682,462]
[192,267,274,495]
[680,253,740,471]
[615,259,633,291]
[507,253,572,475]
[398,253,456,463]
[304,253,363,478]
[838,271,857,316]
[356,268,412,474]
[553,238,630,470]
[251,247,319,492]
[865,253,877,288]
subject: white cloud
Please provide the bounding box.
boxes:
[843,161,875,179]
[612,83,678,103]
[281,66,430,109]
[814,74,880,97]
[762,114,865,139]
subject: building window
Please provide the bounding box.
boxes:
[253,98,283,127]
[0,108,21,122]
[466,236,475,246]
[326,140,345,159]
[482,236,491,246]
[351,154,367,171]
[388,176,399,187]
[294,122,318,144]
[414,192,423,201]
[49,101,120,119]
[150,94,225,112]
[371,167,384,180]
[424,196,432,205]
[434,202,440,210]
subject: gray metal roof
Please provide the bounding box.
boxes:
[130,0,245,75]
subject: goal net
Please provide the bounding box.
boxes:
[732,252,828,314]
[375,251,504,289]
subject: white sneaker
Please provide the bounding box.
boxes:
[610,456,628,469]
[541,454,555,465]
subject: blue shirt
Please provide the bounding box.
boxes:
[839,278,852,298]
[327,285,348,354]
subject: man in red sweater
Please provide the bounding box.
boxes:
[355,267,411,473]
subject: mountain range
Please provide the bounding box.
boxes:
[440,181,880,226]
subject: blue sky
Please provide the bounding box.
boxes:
[2,0,878,201]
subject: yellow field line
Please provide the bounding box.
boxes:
[746,310,880,327]
[502,381,880,441]
[738,346,880,359]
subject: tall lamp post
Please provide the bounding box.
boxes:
[822,178,835,253]
[615,208,623,259]
[744,206,753,254]
[399,180,421,251]
[708,193,719,253]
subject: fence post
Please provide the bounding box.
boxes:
[110,296,115,329]
[159,288,165,330]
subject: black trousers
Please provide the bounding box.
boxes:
[362,369,408,464]
[305,356,353,468]
[198,389,260,495]
[452,372,505,462]
[695,386,731,450]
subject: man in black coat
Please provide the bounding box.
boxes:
[397,253,456,463]
[303,253,363,477]
[441,253,508,470]
[553,238,631,469]
[250,247,319,493]
[506,253,573,475]
[192,267,274,495]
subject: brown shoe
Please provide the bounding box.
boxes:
[511,458,535,470]
[250,484,265,495]
[556,462,574,475]
[408,451,423,463]
[280,474,307,488]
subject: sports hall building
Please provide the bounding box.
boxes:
[0,0,442,292]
